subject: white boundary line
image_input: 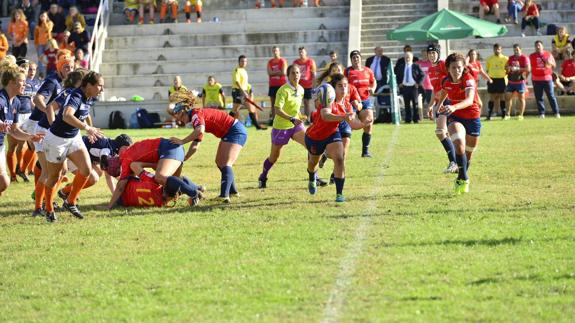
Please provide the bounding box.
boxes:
[321,126,400,323]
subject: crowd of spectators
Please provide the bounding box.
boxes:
[0,0,97,78]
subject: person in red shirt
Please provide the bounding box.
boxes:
[529,40,560,117]
[305,74,369,202]
[345,50,376,157]
[111,170,205,208]
[505,44,531,119]
[106,137,186,208]
[169,89,248,203]
[521,0,541,37]
[267,46,287,124]
[425,44,457,174]
[479,0,501,24]
[293,47,317,120]
[559,50,575,94]
[437,53,482,195]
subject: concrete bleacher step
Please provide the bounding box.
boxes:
[112,0,348,11]
[105,29,348,49]
[103,41,346,61]
[105,70,273,88]
[100,56,300,76]
[107,16,348,37]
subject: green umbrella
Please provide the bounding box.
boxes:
[388,8,507,41]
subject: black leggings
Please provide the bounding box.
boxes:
[12,43,27,58]
[521,17,540,31]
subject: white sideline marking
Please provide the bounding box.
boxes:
[321,126,400,323]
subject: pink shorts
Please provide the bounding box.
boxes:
[271,123,305,146]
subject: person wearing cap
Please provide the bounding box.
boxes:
[106,137,187,209]
[293,47,317,121]
[394,50,424,123]
[425,44,458,174]
[345,50,376,156]
[68,21,90,56]
[365,46,392,107]
[41,71,105,222]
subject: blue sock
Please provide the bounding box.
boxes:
[230,179,238,194]
[441,137,456,163]
[456,154,468,180]
[334,177,345,195]
[220,166,234,197]
[166,176,198,197]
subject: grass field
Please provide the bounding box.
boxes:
[1,116,574,322]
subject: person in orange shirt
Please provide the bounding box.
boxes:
[58,30,75,53]
[35,12,53,77]
[8,9,29,59]
[0,29,8,60]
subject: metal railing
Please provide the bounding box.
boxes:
[88,0,111,99]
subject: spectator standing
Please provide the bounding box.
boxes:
[505,44,530,119]
[479,0,501,24]
[293,46,316,121]
[0,28,8,60]
[64,6,86,32]
[558,50,575,94]
[394,50,424,123]
[16,0,37,40]
[8,9,29,58]
[202,76,225,109]
[485,43,508,120]
[48,4,66,40]
[417,48,434,109]
[552,26,572,60]
[395,45,419,68]
[68,21,90,54]
[34,11,53,77]
[365,46,392,106]
[521,0,541,37]
[267,46,287,124]
[529,40,560,118]
[506,0,523,24]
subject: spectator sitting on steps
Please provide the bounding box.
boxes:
[552,26,573,60]
[479,0,502,24]
[521,0,541,37]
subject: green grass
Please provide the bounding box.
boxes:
[1,116,574,321]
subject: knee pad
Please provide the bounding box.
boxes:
[450,132,464,142]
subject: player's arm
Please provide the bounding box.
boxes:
[440,87,475,114]
[130,162,157,176]
[320,105,352,122]
[184,140,201,161]
[33,93,49,113]
[434,89,448,112]
[479,64,493,83]
[104,171,117,194]
[62,106,104,139]
[171,125,203,145]
[9,123,44,142]
[219,89,226,107]
[108,178,128,209]
[46,100,60,125]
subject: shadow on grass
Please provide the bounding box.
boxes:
[382,237,523,248]
[399,296,442,301]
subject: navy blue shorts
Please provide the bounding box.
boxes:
[447,115,482,137]
[338,121,352,138]
[305,131,342,156]
[159,138,185,161]
[222,120,248,146]
[268,86,281,97]
[506,82,526,93]
[361,98,374,110]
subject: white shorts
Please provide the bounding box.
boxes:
[19,112,31,125]
[0,145,6,176]
[33,125,49,152]
[43,131,85,164]
[67,159,77,173]
[21,118,38,134]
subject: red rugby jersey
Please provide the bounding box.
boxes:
[441,73,481,119]
[121,171,164,207]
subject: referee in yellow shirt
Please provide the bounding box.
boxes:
[231,55,266,130]
[486,43,509,120]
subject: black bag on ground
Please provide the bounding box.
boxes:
[108,110,127,129]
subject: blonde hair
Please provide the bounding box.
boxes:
[1,65,25,87]
[169,89,198,109]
